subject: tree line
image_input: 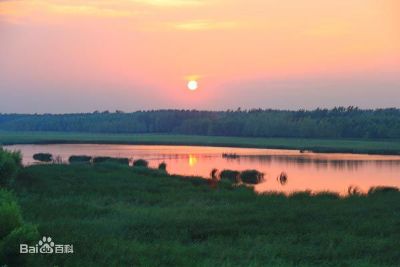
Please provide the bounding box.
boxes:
[1,107,400,139]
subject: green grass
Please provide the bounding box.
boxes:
[1,131,400,155]
[10,164,400,266]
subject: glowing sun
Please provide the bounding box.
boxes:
[187,80,198,91]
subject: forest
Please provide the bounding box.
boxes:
[1,107,400,139]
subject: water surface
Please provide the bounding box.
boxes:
[5,144,400,195]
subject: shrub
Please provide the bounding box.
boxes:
[0,224,39,267]
[8,150,22,167]
[240,170,264,184]
[0,148,22,187]
[33,153,53,162]
[368,186,399,195]
[133,159,149,168]
[158,162,167,171]
[93,157,129,165]
[69,155,92,164]
[0,189,39,267]
[210,168,219,180]
[277,172,288,185]
[112,158,130,165]
[93,156,111,164]
[348,185,362,196]
[0,190,23,239]
[219,170,240,183]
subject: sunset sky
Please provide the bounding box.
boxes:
[1,0,399,113]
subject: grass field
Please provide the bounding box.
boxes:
[1,131,400,155]
[9,164,400,266]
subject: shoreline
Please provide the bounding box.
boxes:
[1,131,400,155]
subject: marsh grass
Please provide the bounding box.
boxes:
[368,186,399,195]
[32,153,52,162]
[93,156,130,165]
[9,164,400,267]
[68,155,92,164]
[240,170,264,184]
[133,159,149,168]
[219,170,240,183]
[277,171,288,185]
[158,162,167,171]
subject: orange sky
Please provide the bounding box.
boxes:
[0,0,399,112]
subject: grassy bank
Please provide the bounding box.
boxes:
[10,164,400,266]
[1,131,400,155]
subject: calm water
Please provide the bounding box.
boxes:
[5,144,400,195]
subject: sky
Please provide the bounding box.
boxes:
[0,0,399,113]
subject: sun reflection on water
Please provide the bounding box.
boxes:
[188,154,198,167]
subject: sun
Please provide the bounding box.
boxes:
[187,80,198,91]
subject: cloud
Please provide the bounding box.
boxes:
[173,20,236,31]
[0,0,140,19]
[0,0,207,23]
[132,0,204,7]
[47,4,135,18]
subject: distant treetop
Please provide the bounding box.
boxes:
[0,107,399,139]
